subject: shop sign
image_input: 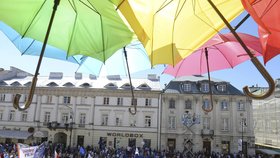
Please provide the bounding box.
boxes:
[107,132,143,138]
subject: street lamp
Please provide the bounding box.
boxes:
[241,118,247,157]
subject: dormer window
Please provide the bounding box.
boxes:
[121,83,134,89]
[80,83,91,88]
[182,83,191,92]
[0,81,7,86]
[217,84,227,92]
[63,82,75,87]
[105,83,117,89]
[47,82,58,87]
[201,83,209,92]
[24,81,32,87]
[11,81,21,87]
[138,84,151,90]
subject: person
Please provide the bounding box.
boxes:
[79,146,86,158]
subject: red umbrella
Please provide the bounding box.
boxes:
[241,0,280,64]
[163,33,262,112]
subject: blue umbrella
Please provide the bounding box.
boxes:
[0,21,151,77]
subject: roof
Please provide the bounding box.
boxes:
[164,75,243,95]
[0,130,33,139]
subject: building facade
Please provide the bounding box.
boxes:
[161,76,255,156]
[0,67,255,156]
[251,79,280,153]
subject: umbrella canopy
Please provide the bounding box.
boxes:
[163,33,262,77]
[113,0,244,66]
[77,41,151,76]
[0,0,134,110]
[0,21,82,64]
[0,0,134,62]
[241,0,280,64]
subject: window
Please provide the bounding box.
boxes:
[221,100,229,111]
[237,100,245,111]
[47,96,52,103]
[202,99,210,110]
[79,113,86,125]
[239,118,247,132]
[62,113,69,123]
[103,97,109,105]
[168,116,176,129]
[9,110,15,121]
[129,115,136,126]
[63,96,71,104]
[0,111,3,120]
[202,117,210,129]
[116,117,122,126]
[221,118,229,131]
[131,98,137,106]
[169,99,175,109]
[44,112,51,123]
[201,83,209,92]
[21,111,28,122]
[185,99,192,109]
[117,98,123,106]
[217,84,227,92]
[182,83,191,92]
[0,94,5,102]
[101,114,108,126]
[145,116,151,127]
[143,139,151,148]
[145,98,152,106]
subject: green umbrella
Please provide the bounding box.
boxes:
[0,0,134,110]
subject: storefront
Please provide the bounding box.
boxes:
[93,130,157,149]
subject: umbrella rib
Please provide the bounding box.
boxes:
[22,40,36,55]
[22,1,47,38]
[212,45,234,69]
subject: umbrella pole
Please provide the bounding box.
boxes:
[13,0,61,110]
[203,48,214,113]
[207,0,275,99]
[123,47,137,115]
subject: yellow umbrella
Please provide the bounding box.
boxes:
[114,0,244,66]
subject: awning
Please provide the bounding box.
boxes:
[33,131,48,138]
[257,149,280,155]
[0,130,33,139]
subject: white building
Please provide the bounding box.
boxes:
[0,67,162,149]
[161,76,255,157]
[250,79,280,155]
[0,67,255,156]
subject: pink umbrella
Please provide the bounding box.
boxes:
[163,33,262,112]
[164,33,262,77]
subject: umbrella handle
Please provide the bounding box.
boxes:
[13,76,37,110]
[13,0,61,110]
[243,57,275,99]
[129,106,137,115]
[207,0,275,99]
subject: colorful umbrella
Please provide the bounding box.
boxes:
[163,33,262,77]
[241,0,280,64]
[77,41,151,76]
[0,0,134,110]
[207,0,275,100]
[113,0,244,66]
[163,33,262,112]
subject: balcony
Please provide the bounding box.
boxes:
[201,129,214,138]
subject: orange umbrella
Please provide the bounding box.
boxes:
[241,0,280,64]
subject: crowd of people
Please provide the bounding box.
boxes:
[0,142,266,158]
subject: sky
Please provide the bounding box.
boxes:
[0,11,279,91]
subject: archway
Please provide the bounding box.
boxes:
[54,132,67,146]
